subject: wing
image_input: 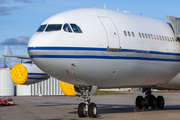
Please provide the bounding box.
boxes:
[3,46,30,59]
[3,55,30,59]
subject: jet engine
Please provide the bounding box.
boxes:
[11,63,50,85]
[60,81,97,96]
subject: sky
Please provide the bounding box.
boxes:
[0,0,180,67]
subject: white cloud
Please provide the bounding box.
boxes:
[14,0,45,3]
[0,0,7,4]
[14,0,33,3]
[0,36,30,46]
[0,6,19,15]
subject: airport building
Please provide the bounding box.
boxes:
[16,77,65,96]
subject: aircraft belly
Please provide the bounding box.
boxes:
[29,49,180,87]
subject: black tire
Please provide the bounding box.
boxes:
[136,96,144,109]
[144,96,149,109]
[157,96,164,109]
[149,95,157,109]
[78,103,86,117]
[88,103,97,118]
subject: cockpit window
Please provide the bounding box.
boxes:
[45,24,62,32]
[70,24,82,33]
[63,23,72,33]
[36,24,47,32]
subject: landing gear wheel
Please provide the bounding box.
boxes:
[144,96,149,109]
[78,103,87,117]
[88,103,97,118]
[136,96,144,109]
[149,95,157,109]
[157,96,164,109]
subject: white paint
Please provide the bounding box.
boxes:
[16,85,31,96]
[0,68,14,96]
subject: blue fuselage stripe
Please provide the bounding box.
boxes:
[28,73,47,75]
[28,47,107,51]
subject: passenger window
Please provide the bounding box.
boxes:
[164,36,167,41]
[156,35,159,40]
[45,24,62,32]
[151,34,153,39]
[63,23,72,33]
[142,33,145,38]
[124,31,127,36]
[154,35,156,40]
[145,33,147,38]
[36,24,47,32]
[159,35,161,40]
[70,24,82,33]
[132,32,135,37]
[128,31,131,37]
[139,33,142,38]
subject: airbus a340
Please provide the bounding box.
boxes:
[9,8,180,118]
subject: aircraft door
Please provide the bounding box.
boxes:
[99,17,120,50]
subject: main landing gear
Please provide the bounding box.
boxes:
[136,88,165,109]
[78,86,97,118]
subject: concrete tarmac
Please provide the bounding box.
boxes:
[1,92,180,120]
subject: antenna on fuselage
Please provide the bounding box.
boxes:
[141,13,143,16]
[104,4,106,9]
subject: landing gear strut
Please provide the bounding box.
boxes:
[78,86,97,118]
[136,88,164,109]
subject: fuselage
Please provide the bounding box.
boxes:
[28,8,180,89]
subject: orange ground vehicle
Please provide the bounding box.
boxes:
[0,98,14,106]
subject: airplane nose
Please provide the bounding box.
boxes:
[27,33,41,48]
[27,33,40,57]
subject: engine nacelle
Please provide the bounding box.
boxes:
[11,63,50,85]
[60,81,97,96]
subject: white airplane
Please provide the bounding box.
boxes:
[12,8,180,118]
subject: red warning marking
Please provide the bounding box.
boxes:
[141,79,148,84]
[149,79,157,83]
[151,79,156,83]
[71,63,75,67]
[148,79,154,83]
[71,68,73,76]
[142,79,157,84]
[65,70,69,73]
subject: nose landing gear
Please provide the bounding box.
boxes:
[136,88,164,109]
[77,86,97,118]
